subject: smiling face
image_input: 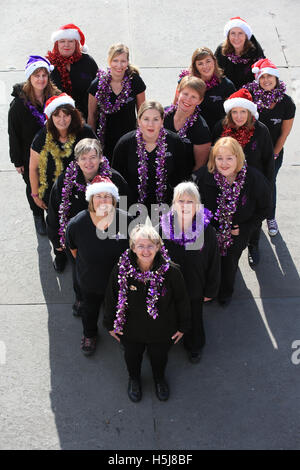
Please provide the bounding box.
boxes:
[77,150,102,181]
[57,39,76,57]
[231,107,249,128]
[109,52,129,78]
[173,192,198,221]
[195,55,215,81]
[259,73,277,91]
[93,192,114,217]
[138,108,164,142]
[30,68,49,93]
[177,86,202,115]
[132,237,160,269]
[52,109,72,133]
[215,146,238,179]
[229,27,247,53]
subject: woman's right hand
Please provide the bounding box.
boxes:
[109,330,123,343]
[33,196,47,210]
[16,166,24,175]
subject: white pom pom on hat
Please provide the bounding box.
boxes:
[51,23,88,52]
[251,58,280,81]
[85,175,119,202]
[224,16,253,40]
[224,88,259,120]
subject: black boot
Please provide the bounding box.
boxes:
[127,377,142,402]
[33,215,47,236]
[155,379,169,401]
[53,249,67,273]
[248,244,260,268]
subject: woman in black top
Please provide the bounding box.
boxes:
[66,176,133,356]
[193,137,271,306]
[30,94,96,269]
[47,23,98,119]
[88,43,146,161]
[104,223,191,402]
[159,182,220,363]
[47,138,129,290]
[164,75,211,173]
[8,55,60,235]
[243,58,296,236]
[212,88,274,268]
[112,101,188,216]
[215,16,265,90]
[173,47,236,132]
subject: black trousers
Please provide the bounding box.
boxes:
[183,299,205,352]
[23,170,44,217]
[80,291,104,338]
[120,337,173,382]
[219,234,248,300]
[66,249,83,302]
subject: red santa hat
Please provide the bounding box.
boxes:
[85,175,119,202]
[252,58,280,81]
[224,89,259,120]
[44,93,75,119]
[224,16,253,40]
[51,24,88,52]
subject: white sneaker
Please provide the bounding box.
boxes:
[267,219,278,237]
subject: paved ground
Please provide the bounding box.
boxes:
[0,0,299,451]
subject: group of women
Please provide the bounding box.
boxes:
[8,17,295,402]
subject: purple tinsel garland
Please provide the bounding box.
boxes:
[113,246,171,332]
[226,53,250,65]
[58,158,112,248]
[204,74,220,90]
[213,164,247,256]
[136,127,168,204]
[24,99,46,127]
[160,208,212,247]
[95,68,132,146]
[243,80,286,112]
[164,104,200,140]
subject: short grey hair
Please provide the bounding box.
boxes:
[172,181,201,206]
[74,138,102,160]
[129,224,163,250]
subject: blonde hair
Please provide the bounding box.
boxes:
[191,47,223,81]
[178,75,206,99]
[172,181,201,206]
[108,43,139,76]
[129,224,163,250]
[137,100,164,120]
[207,137,245,173]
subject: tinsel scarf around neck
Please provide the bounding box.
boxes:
[47,49,82,95]
[221,124,255,148]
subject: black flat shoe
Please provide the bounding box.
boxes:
[188,351,202,364]
[33,215,47,236]
[128,378,142,402]
[248,245,260,268]
[155,380,169,401]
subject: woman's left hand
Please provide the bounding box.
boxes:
[109,330,123,343]
[231,224,239,236]
[172,331,184,344]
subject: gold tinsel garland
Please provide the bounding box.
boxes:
[38,132,76,199]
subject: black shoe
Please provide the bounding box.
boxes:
[81,335,97,356]
[248,245,260,268]
[72,300,82,317]
[128,378,142,402]
[155,379,169,401]
[33,215,47,236]
[188,351,202,364]
[218,296,232,308]
[53,250,67,273]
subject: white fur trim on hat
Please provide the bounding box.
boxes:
[44,95,75,119]
[224,18,253,40]
[224,97,259,120]
[51,28,81,43]
[25,61,54,79]
[85,182,119,202]
[253,67,280,81]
